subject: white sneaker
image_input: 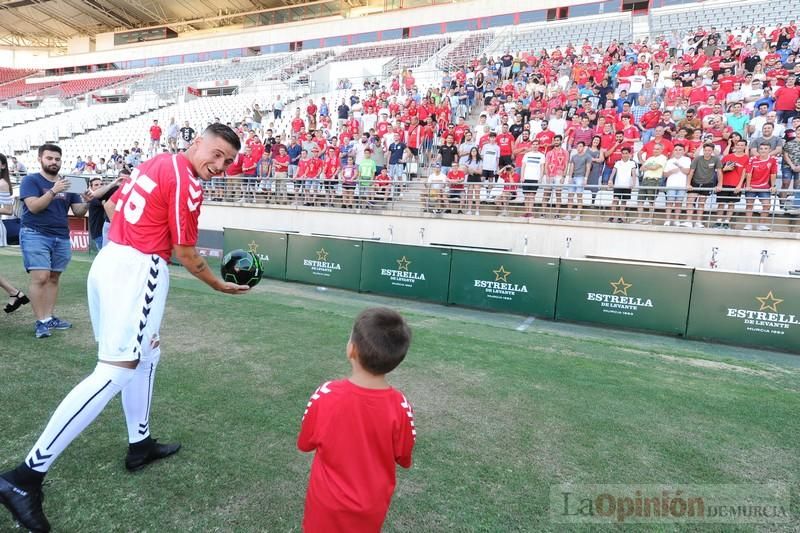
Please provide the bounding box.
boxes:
[563,215,573,220]
[757,224,770,231]
[631,219,641,224]
[475,210,480,216]
[573,215,581,221]
[680,221,693,228]
[743,224,753,230]
[663,220,672,226]
[695,222,704,228]
[641,219,652,225]
[466,210,472,215]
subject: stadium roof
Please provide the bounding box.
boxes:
[0,0,347,49]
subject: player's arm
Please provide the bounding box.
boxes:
[104,198,117,221]
[298,383,328,452]
[173,244,249,294]
[394,393,416,469]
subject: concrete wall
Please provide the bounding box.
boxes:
[199,205,800,275]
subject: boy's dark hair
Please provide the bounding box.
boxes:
[351,307,411,375]
[38,143,62,157]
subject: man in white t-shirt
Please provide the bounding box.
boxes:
[663,144,691,226]
[607,147,638,223]
[425,164,447,213]
[520,140,545,217]
[480,133,500,182]
[548,108,567,136]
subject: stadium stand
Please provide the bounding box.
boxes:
[0,67,37,84]
[334,37,449,68]
[2,0,799,234]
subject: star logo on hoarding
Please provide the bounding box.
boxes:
[756,291,783,312]
[247,241,258,254]
[397,256,412,271]
[493,265,511,282]
[610,277,632,296]
[316,248,329,261]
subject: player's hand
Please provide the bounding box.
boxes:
[216,280,251,294]
[51,178,69,194]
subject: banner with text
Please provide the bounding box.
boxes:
[687,270,800,353]
[448,250,559,317]
[223,228,288,280]
[556,259,693,335]
[286,234,363,290]
[360,242,451,303]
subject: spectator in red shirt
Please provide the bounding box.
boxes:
[240,144,259,203]
[298,308,415,533]
[306,99,318,130]
[446,164,466,213]
[272,146,290,204]
[774,77,800,123]
[291,109,305,134]
[496,164,520,216]
[743,142,778,230]
[718,138,749,227]
[148,119,162,159]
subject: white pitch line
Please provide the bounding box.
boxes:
[515,316,535,331]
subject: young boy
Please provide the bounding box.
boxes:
[298,308,416,533]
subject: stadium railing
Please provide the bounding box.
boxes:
[194,176,800,233]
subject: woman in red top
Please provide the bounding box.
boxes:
[497,164,520,216]
[322,147,340,207]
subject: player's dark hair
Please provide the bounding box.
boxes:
[350,307,411,375]
[203,123,241,152]
[38,143,62,157]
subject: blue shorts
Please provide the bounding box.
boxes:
[779,166,798,190]
[746,190,771,200]
[665,188,687,203]
[568,176,586,193]
[20,226,72,273]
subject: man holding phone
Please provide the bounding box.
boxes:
[18,144,88,339]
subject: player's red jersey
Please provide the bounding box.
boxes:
[748,156,777,189]
[109,153,202,261]
[149,125,162,140]
[298,379,415,533]
[291,117,305,133]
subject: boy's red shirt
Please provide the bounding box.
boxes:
[298,379,415,533]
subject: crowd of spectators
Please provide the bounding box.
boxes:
[15,21,800,229]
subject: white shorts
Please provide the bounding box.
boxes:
[88,242,170,362]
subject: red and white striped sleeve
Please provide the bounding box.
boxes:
[394,391,416,469]
[297,381,332,452]
[167,155,203,247]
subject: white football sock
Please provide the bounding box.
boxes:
[122,351,160,444]
[25,363,134,473]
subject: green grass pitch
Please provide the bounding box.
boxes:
[0,250,798,532]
